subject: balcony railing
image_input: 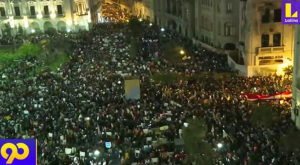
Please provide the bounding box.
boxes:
[257,46,284,54]
[14,16,22,19]
[57,13,65,17]
[0,16,8,19]
[29,15,37,19]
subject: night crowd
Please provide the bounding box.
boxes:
[0,20,297,165]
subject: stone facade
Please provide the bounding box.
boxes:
[132,0,295,76]
[0,0,90,36]
[240,0,294,76]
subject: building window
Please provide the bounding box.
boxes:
[217,3,220,13]
[44,6,49,16]
[57,5,63,15]
[224,23,235,36]
[30,6,36,16]
[273,33,281,46]
[274,9,281,22]
[0,7,5,17]
[261,34,269,47]
[226,2,232,13]
[167,0,171,13]
[178,2,182,16]
[77,3,86,15]
[218,22,221,35]
[172,1,176,15]
[262,8,270,23]
[14,7,20,17]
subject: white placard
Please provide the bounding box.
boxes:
[146,137,152,142]
[151,158,159,163]
[65,148,72,155]
[80,151,85,157]
[143,129,149,134]
[159,126,169,131]
[184,123,189,127]
[72,147,76,153]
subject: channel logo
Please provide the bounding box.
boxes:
[0,139,37,165]
[282,0,300,24]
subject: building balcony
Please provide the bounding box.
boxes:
[14,16,22,19]
[57,13,65,17]
[0,16,8,19]
[29,15,37,19]
[257,46,285,55]
[76,13,88,16]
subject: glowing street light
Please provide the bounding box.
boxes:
[139,18,143,22]
[180,50,185,55]
[217,143,223,149]
[161,27,165,32]
[94,150,100,156]
[149,23,153,26]
[67,19,72,26]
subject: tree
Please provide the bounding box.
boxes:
[128,17,143,38]
[2,23,12,38]
[283,65,293,77]
[17,25,24,36]
[162,41,183,64]
[250,103,280,128]
[45,28,57,36]
[37,38,73,72]
[182,118,215,165]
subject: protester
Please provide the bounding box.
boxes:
[0,21,295,165]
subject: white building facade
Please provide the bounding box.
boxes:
[0,0,90,36]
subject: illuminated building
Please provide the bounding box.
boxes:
[132,0,154,21]
[0,0,90,35]
[240,0,295,76]
[132,0,295,76]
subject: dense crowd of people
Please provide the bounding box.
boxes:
[0,21,296,165]
[100,3,130,23]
